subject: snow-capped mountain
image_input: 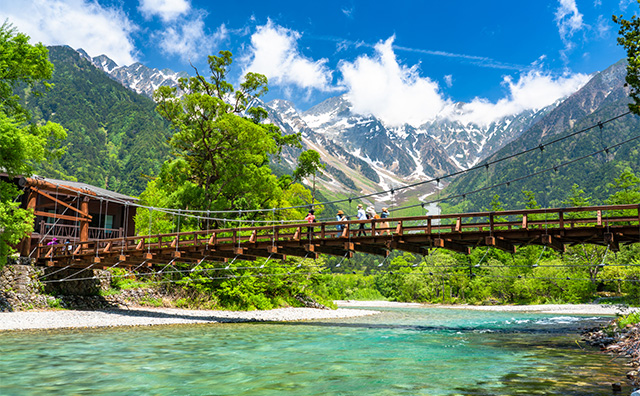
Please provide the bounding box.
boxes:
[76,49,575,205]
[76,49,188,98]
[260,94,560,205]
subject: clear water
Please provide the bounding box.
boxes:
[0,307,630,395]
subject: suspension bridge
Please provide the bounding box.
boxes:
[35,204,640,270]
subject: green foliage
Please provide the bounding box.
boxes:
[616,311,640,328]
[46,297,63,309]
[613,3,640,115]
[108,267,151,290]
[152,50,304,215]
[169,256,324,310]
[0,23,67,266]
[0,21,54,119]
[20,46,172,195]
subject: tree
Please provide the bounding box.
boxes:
[292,149,325,204]
[153,51,302,215]
[614,2,640,115]
[0,22,66,266]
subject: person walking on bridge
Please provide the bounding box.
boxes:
[336,210,347,237]
[356,204,367,236]
[305,209,316,240]
[380,207,390,235]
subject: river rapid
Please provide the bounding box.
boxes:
[0,306,630,395]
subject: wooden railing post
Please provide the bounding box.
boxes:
[79,197,90,242]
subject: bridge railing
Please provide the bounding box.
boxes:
[35,204,640,261]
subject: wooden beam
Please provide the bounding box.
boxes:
[20,190,37,256]
[541,234,566,253]
[33,210,87,222]
[353,243,389,257]
[277,246,318,259]
[389,240,429,256]
[434,238,471,254]
[484,236,516,253]
[604,232,620,252]
[20,177,97,197]
[313,245,352,258]
[33,188,91,219]
[244,248,286,260]
[80,199,89,242]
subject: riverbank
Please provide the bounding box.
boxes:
[336,300,640,316]
[3,301,638,332]
[0,306,380,332]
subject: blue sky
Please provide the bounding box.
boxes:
[0,0,636,126]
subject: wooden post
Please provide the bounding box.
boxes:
[20,190,37,256]
[80,197,90,242]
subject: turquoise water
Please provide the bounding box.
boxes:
[0,307,630,395]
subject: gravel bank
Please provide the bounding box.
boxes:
[335,300,640,316]
[0,307,380,332]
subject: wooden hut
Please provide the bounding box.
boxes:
[1,174,138,257]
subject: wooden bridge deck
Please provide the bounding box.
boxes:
[35,204,640,269]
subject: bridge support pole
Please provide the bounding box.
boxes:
[19,189,37,256]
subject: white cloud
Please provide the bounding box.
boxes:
[443,75,453,88]
[0,0,138,66]
[338,36,451,127]
[449,70,590,126]
[242,20,334,92]
[619,0,635,11]
[158,17,227,63]
[555,0,585,56]
[138,0,191,22]
[342,7,355,19]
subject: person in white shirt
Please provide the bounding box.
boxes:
[356,204,367,236]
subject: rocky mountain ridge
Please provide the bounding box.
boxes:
[77,48,619,207]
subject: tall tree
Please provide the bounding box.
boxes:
[0,22,66,265]
[153,51,302,214]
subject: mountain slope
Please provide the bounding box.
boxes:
[23,46,172,195]
[444,59,639,211]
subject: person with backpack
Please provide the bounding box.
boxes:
[380,207,390,235]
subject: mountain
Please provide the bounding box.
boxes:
[443,59,639,211]
[22,46,173,195]
[52,48,632,211]
[77,49,188,98]
[260,94,560,207]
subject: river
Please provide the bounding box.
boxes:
[0,306,629,395]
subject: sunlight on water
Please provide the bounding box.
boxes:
[0,307,629,395]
